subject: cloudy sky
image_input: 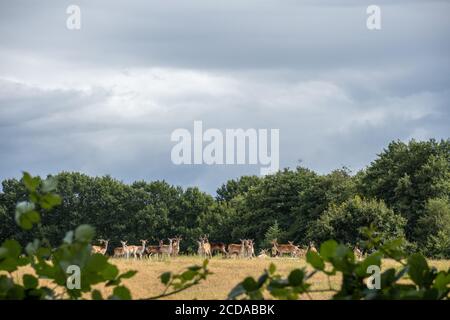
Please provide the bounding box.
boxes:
[0,0,449,193]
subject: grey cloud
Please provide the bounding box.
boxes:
[0,1,449,193]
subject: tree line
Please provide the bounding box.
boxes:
[0,139,449,257]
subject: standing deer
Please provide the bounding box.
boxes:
[246,239,255,258]
[113,246,125,258]
[210,241,228,256]
[227,239,246,258]
[120,241,132,259]
[159,239,173,259]
[197,240,204,256]
[200,235,212,259]
[91,239,108,254]
[146,243,162,259]
[135,239,148,259]
[171,236,182,257]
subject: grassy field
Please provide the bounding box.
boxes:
[10,256,450,299]
[96,256,450,300]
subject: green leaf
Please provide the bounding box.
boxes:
[181,270,196,281]
[320,240,338,261]
[112,286,131,300]
[306,251,325,270]
[41,177,58,193]
[408,253,429,287]
[269,263,276,274]
[433,272,450,291]
[160,272,172,285]
[22,172,40,192]
[2,240,21,257]
[74,225,95,243]
[228,284,246,300]
[39,193,62,210]
[242,277,258,291]
[288,269,304,286]
[15,202,39,229]
[63,231,74,244]
[91,289,103,300]
[118,270,136,280]
[23,274,38,289]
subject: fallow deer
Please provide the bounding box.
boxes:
[210,241,228,256]
[135,239,148,259]
[227,239,246,258]
[271,239,299,257]
[200,235,212,259]
[159,239,173,258]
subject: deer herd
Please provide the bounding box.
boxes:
[91,236,365,260]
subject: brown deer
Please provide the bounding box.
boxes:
[159,239,174,258]
[210,241,228,256]
[354,246,363,261]
[120,241,132,259]
[199,235,212,259]
[113,246,125,258]
[246,239,255,258]
[171,236,182,257]
[227,239,246,258]
[135,239,148,259]
[258,249,269,259]
[271,239,298,257]
[91,239,108,254]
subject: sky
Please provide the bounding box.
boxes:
[0,0,449,193]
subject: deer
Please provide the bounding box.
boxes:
[199,235,212,259]
[246,239,256,258]
[113,246,125,258]
[292,244,307,258]
[99,239,109,255]
[227,239,246,258]
[308,241,318,254]
[271,239,298,257]
[159,239,173,259]
[120,241,131,259]
[171,236,182,257]
[146,244,161,258]
[258,249,269,259]
[197,240,204,256]
[354,245,363,261]
[134,239,148,260]
[91,239,107,254]
[210,241,228,256]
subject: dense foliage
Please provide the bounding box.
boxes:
[0,173,449,300]
[1,139,449,257]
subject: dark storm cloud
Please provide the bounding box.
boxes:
[0,0,449,193]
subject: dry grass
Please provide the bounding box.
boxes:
[10,256,450,300]
[97,256,450,300]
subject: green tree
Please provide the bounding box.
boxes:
[359,139,450,238]
[264,221,285,248]
[415,198,450,258]
[310,196,406,246]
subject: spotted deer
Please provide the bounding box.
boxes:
[159,239,173,258]
[227,239,246,258]
[200,235,212,259]
[271,239,299,257]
